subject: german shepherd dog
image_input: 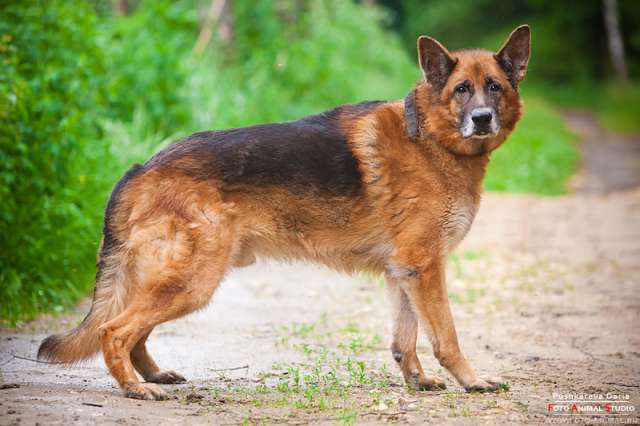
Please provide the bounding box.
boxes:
[39,26,530,400]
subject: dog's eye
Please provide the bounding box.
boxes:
[455,85,468,95]
[489,83,501,92]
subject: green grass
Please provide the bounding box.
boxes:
[597,82,640,133]
[526,79,640,133]
[206,316,394,423]
[485,95,579,195]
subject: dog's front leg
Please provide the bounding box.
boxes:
[386,274,446,390]
[390,255,504,392]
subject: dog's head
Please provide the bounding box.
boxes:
[413,25,530,156]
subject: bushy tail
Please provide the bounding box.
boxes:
[37,244,129,363]
[37,164,144,364]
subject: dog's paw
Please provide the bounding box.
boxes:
[124,382,168,401]
[407,374,446,391]
[416,374,446,391]
[464,375,506,393]
[145,369,187,384]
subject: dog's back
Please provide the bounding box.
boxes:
[145,101,385,197]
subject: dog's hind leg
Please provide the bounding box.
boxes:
[99,213,235,400]
[131,330,186,384]
[386,274,446,391]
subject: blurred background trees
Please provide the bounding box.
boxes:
[1,0,638,322]
[388,0,640,81]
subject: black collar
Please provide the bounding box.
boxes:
[404,90,419,142]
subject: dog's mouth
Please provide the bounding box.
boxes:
[470,129,498,139]
[460,126,500,139]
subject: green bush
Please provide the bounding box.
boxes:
[101,0,198,134]
[0,1,108,321]
[187,0,417,129]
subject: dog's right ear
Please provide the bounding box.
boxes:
[417,36,457,89]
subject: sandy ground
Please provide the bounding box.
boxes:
[1,112,639,425]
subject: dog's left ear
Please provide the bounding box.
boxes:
[495,25,531,87]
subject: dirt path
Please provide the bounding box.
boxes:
[565,110,640,193]
[1,114,639,425]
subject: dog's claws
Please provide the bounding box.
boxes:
[124,383,168,401]
[465,375,506,393]
[145,369,187,384]
[408,374,447,391]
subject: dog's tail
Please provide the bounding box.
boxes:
[36,250,129,363]
[37,165,144,364]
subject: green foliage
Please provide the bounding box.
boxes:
[597,82,640,132]
[101,0,198,133]
[396,0,640,82]
[399,0,531,52]
[485,95,578,195]
[526,80,640,133]
[0,0,108,321]
[189,0,417,129]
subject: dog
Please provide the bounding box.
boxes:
[38,25,530,400]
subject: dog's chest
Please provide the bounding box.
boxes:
[442,198,477,252]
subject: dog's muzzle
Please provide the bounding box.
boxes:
[461,107,500,139]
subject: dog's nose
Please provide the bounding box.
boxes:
[471,109,493,126]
